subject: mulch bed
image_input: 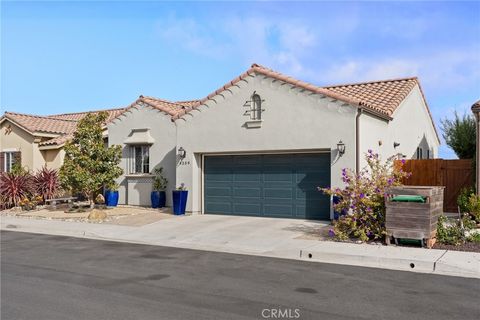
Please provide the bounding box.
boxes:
[433,242,480,253]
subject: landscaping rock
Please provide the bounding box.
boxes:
[87,209,107,221]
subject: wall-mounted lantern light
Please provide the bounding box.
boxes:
[178,147,186,159]
[337,140,346,156]
[393,142,401,148]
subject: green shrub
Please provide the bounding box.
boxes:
[467,232,480,243]
[458,187,475,213]
[437,214,476,246]
[467,194,480,223]
[437,215,465,245]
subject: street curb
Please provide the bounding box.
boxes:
[2,222,479,279]
[299,248,437,274]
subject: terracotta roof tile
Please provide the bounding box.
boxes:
[38,133,73,147]
[4,112,77,134]
[323,77,418,117]
[3,108,127,147]
[48,108,126,122]
[140,96,185,115]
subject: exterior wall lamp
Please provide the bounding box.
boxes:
[337,140,346,156]
[178,147,186,159]
[394,142,401,148]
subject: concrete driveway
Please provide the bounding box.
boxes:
[129,214,331,256]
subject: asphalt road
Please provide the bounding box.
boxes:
[1,231,479,320]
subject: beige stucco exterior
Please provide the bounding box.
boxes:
[0,119,65,171]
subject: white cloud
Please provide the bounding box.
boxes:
[317,48,480,89]
[155,15,318,76]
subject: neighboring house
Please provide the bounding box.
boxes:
[0,108,125,173]
[108,64,440,219]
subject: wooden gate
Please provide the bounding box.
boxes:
[395,159,474,213]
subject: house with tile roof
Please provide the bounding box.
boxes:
[107,64,439,218]
[0,108,125,172]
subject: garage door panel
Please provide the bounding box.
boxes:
[204,153,330,220]
[264,187,293,199]
[233,187,262,198]
[234,155,262,165]
[233,172,262,182]
[234,203,262,215]
[205,187,232,197]
[264,204,294,217]
[206,202,232,213]
[263,155,293,165]
[263,171,293,182]
[205,172,233,182]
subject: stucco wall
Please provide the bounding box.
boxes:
[0,120,36,170]
[359,85,440,168]
[107,104,177,206]
[42,149,65,169]
[176,73,358,214]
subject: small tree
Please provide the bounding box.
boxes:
[441,111,476,159]
[60,112,123,207]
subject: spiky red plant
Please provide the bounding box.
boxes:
[34,166,61,201]
[0,172,34,207]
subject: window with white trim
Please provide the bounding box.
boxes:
[129,145,150,174]
[2,152,18,173]
[251,94,262,120]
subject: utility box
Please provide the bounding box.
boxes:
[385,186,444,248]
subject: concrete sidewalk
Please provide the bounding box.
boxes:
[1,215,479,279]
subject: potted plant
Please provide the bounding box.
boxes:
[104,182,119,207]
[172,183,188,215]
[151,167,168,208]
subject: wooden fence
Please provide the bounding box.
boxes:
[395,159,474,213]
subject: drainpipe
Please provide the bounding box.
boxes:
[355,108,363,173]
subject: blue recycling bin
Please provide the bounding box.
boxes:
[172,190,188,215]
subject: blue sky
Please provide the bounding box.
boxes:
[1,1,479,158]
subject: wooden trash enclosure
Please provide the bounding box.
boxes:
[385,186,444,248]
[395,159,474,213]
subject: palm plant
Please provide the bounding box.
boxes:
[34,166,61,202]
[0,171,34,207]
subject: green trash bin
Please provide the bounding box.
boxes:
[391,195,426,203]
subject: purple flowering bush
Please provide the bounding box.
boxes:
[320,150,410,242]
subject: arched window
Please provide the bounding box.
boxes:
[251,94,262,120]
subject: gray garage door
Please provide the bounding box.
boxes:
[204,153,331,220]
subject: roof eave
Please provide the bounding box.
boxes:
[39,143,65,150]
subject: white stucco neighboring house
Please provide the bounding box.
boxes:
[107,64,440,219]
